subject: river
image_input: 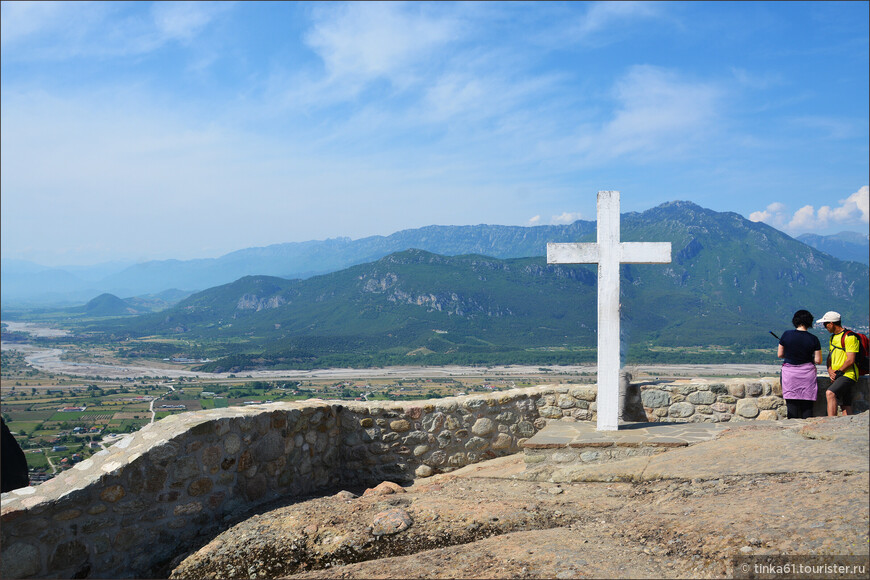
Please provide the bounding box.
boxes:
[1,320,783,380]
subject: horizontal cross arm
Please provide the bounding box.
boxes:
[620,242,672,264]
[547,242,600,264]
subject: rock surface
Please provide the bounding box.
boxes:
[170,414,870,579]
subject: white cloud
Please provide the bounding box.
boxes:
[0,1,83,46]
[576,1,662,38]
[528,215,542,225]
[539,1,664,48]
[0,0,228,60]
[749,187,869,233]
[551,212,583,225]
[151,2,229,44]
[788,205,817,230]
[574,66,723,164]
[305,2,458,88]
[749,202,788,227]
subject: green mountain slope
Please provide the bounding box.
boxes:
[83,202,869,370]
[82,293,142,317]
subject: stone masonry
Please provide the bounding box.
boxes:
[2,375,867,579]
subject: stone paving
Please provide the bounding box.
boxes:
[514,414,870,484]
[524,419,735,450]
[522,419,737,467]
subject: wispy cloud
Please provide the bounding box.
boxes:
[151,2,230,44]
[790,116,864,140]
[575,0,663,39]
[305,2,459,93]
[571,65,724,164]
[551,212,584,225]
[749,186,869,232]
[536,1,665,48]
[3,2,868,266]
[0,0,228,60]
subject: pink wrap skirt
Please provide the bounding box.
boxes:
[781,362,818,401]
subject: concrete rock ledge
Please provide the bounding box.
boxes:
[2,376,867,579]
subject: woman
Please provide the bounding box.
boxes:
[777,309,822,419]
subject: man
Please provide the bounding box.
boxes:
[817,311,858,416]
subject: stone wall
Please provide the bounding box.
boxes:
[2,376,867,579]
[638,375,869,422]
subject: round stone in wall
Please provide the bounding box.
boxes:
[471,418,494,436]
[1,542,41,579]
[539,406,563,419]
[745,383,763,397]
[687,391,716,405]
[735,398,760,418]
[641,389,670,408]
[668,402,695,418]
[570,386,597,401]
[224,433,241,455]
[492,433,512,450]
[756,396,782,410]
[415,464,433,478]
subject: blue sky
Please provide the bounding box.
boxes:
[1,1,868,267]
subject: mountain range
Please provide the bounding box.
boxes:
[76,201,869,370]
[2,203,867,308]
[796,231,869,265]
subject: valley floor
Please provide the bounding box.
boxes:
[3,340,783,382]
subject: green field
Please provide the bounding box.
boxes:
[6,421,43,435]
[5,410,55,421]
[24,451,49,470]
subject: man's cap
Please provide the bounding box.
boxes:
[816,311,841,324]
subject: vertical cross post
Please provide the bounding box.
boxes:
[547,191,671,430]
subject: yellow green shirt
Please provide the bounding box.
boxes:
[829,331,860,381]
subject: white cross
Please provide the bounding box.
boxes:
[547,191,671,431]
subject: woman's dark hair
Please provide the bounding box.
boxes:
[792,310,814,329]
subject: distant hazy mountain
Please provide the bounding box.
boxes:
[4,202,867,308]
[0,263,96,307]
[83,202,869,369]
[796,231,869,265]
[82,294,143,317]
[5,222,598,305]
[0,259,134,307]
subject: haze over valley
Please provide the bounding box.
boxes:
[3,201,867,371]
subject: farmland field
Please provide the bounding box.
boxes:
[24,451,49,470]
[6,421,43,435]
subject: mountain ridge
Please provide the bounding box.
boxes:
[80,203,869,369]
[797,231,869,265]
[4,201,866,306]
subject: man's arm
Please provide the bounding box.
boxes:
[835,352,857,374]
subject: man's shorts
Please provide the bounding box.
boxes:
[828,374,856,407]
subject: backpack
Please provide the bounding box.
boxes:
[830,329,870,377]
